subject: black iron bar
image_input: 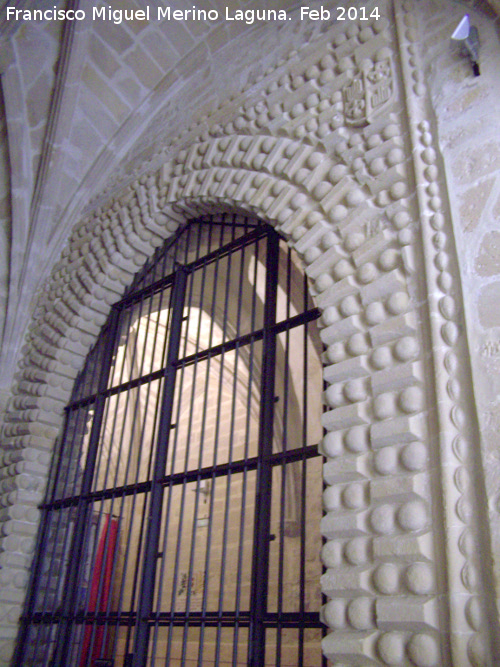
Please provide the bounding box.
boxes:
[75,303,139,667]
[151,240,200,662]
[299,270,310,667]
[75,297,144,666]
[216,231,248,667]
[164,252,206,667]
[100,282,170,662]
[83,316,145,664]
[248,229,280,667]
[90,303,136,495]
[49,307,120,667]
[35,376,100,664]
[117,284,174,663]
[65,307,321,413]
[172,225,211,665]
[233,231,261,665]
[28,609,324,630]
[131,266,187,667]
[130,274,182,662]
[42,444,320,512]
[276,247,294,667]
[198,219,235,667]
[181,220,223,667]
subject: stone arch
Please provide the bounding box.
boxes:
[0,2,497,665]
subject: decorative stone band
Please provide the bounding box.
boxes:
[0,2,493,664]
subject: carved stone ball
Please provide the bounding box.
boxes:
[399,386,424,414]
[325,383,345,408]
[365,301,386,325]
[344,537,369,565]
[407,633,439,667]
[347,597,373,630]
[339,295,359,317]
[322,431,343,458]
[344,425,369,452]
[377,632,406,665]
[386,291,409,315]
[374,446,398,475]
[373,393,396,420]
[397,500,427,532]
[322,306,340,326]
[401,442,427,471]
[343,378,367,403]
[405,562,434,595]
[370,504,395,534]
[373,563,399,595]
[322,539,342,567]
[323,599,346,629]
[326,342,345,364]
[347,333,369,356]
[371,346,392,369]
[394,336,419,362]
[342,483,364,509]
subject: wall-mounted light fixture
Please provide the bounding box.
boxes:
[452,14,480,76]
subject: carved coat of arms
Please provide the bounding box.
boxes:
[343,58,394,126]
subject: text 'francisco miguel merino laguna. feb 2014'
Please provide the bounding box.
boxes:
[5,4,382,25]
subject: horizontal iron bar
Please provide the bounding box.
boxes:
[40,479,153,510]
[40,444,320,511]
[115,225,269,311]
[66,307,320,412]
[116,273,175,311]
[175,307,321,370]
[161,444,320,488]
[26,610,322,628]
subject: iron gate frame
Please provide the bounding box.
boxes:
[15,214,325,667]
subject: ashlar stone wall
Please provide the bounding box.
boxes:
[0,1,499,665]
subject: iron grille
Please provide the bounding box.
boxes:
[16,214,325,667]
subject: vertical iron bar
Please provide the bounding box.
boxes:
[198,222,234,666]
[276,245,293,666]
[13,403,83,665]
[298,268,310,667]
[74,299,140,667]
[132,266,188,667]
[99,284,167,662]
[233,234,261,665]
[215,230,247,666]
[91,301,136,494]
[164,243,206,666]
[248,228,280,667]
[172,226,210,666]
[224,238,249,667]
[34,381,98,664]
[51,307,121,667]
[130,289,174,664]
[119,285,174,658]
[181,221,222,667]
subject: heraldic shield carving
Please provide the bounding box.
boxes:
[343,57,394,126]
